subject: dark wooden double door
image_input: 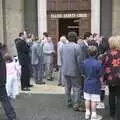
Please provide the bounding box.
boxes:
[47,16,91,44]
[59,18,79,38]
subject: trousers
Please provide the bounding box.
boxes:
[6,75,20,98]
[32,64,44,83]
[109,86,120,120]
[44,63,53,79]
[64,75,81,106]
[21,64,30,89]
[0,85,16,120]
[58,66,65,85]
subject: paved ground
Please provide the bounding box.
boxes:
[21,71,65,94]
[0,94,110,120]
[0,72,111,120]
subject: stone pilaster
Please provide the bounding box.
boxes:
[0,0,4,43]
[112,0,120,35]
[5,0,24,55]
[91,0,100,34]
[37,0,47,38]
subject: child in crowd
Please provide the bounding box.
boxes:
[4,54,21,99]
[81,46,103,120]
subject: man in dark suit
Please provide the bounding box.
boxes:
[0,47,16,120]
[15,32,31,91]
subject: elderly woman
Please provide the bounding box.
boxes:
[100,36,120,120]
[57,36,68,86]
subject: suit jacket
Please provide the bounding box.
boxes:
[80,41,89,60]
[61,42,83,77]
[0,50,6,86]
[43,41,55,64]
[15,38,30,66]
[31,42,43,65]
[57,41,64,66]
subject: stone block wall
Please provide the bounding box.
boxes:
[0,0,4,43]
[24,0,38,36]
[5,0,24,55]
[112,0,120,35]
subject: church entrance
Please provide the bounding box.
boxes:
[59,18,79,39]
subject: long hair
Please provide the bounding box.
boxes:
[98,37,109,54]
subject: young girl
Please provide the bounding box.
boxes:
[81,46,103,120]
[5,54,21,99]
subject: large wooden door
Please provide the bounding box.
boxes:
[79,13,91,37]
[47,0,91,11]
[47,18,59,44]
[47,0,91,43]
[59,18,79,38]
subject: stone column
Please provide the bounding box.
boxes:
[91,0,100,34]
[0,0,4,43]
[37,0,47,38]
[5,0,24,55]
[112,0,120,35]
[100,0,112,37]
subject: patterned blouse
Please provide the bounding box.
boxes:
[100,50,120,86]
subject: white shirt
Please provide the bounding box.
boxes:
[43,41,55,55]
[83,40,88,46]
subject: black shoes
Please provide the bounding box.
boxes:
[28,84,33,87]
[58,83,62,86]
[36,82,46,85]
[22,88,31,91]
[47,78,53,81]
[58,83,65,87]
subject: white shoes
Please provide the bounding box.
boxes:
[85,113,102,120]
[97,102,105,109]
[91,114,102,120]
[85,113,90,119]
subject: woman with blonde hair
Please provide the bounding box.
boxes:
[100,36,120,120]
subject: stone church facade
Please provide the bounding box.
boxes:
[0,0,119,54]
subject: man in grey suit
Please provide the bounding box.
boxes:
[31,38,45,84]
[42,36,55,81]
[61,32,83,111]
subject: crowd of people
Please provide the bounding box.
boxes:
[59,32,120,120]
[0,31,120,120]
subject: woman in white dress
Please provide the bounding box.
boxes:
[4,54,21,99]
